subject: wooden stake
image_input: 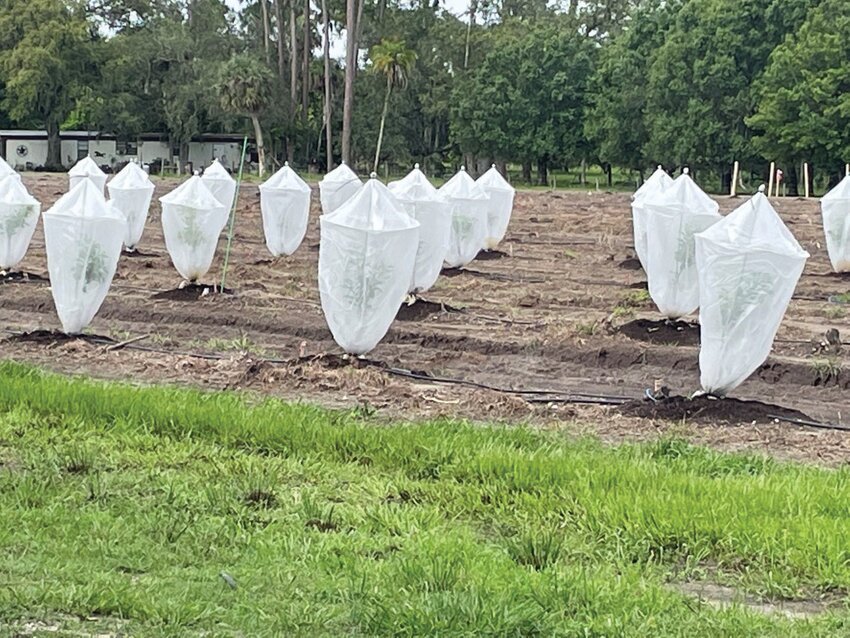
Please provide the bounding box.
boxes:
[730,160,739,197]
[803,162,810,198]
[768,161,775,198]
[846,163,849,177]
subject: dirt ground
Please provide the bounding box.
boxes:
[3,172,850,465]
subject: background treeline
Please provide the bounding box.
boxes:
[1,0,848,191]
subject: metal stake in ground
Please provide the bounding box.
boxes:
[220,136,249,291]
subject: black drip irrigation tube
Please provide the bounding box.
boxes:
[2,327,848,429]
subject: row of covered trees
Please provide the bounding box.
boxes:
[0,0,848,188]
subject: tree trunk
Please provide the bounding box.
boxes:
[522,161,532,183]
[580,157,586,185]
[251,115,266,178]
[289,0,298,118]
[787,163,799,197]
[373,79,392,173]
[322,0,333,172]
[274,0,286,80]
[464,0,476,68]
[301,0,310,121]
[45,119,62,169]
[260,0,271,65]
[537,158,548,186]
[341,0,359,164]
[720,168,732,194]
[606,162,612,187]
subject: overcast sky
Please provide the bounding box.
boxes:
[224,0,470,60]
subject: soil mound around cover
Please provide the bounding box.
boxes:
[152,284,234,302]
[619,319,700,346]
[395,299,461,322]
[619,395,811,425]
[4,329,115,346]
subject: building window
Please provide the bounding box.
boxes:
[77,140,89,160]
[119,140,138,156]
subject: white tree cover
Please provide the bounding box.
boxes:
[388,164,452,293]
[319,162,363,215]
[68,156,108,195]
[159,175,228,282]
[438,167,490,268]
[0,155,17,181]
[201,159,237,211]
[695,188,808,395]
[0,175,41,271]
[820,176,850,272]
[476,165,515,249]
[107,161,155,250]
[632,166,674,269]
[259,162,311,257]
[643,170,721,318]
[319,176,420,354]
[43,179,125,334]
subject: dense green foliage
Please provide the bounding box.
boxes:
[3,361,850,634]
[0,0,846,186]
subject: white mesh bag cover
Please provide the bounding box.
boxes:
[107,161,155,250]
[319,177,420,355]
[68,156,108,195]
[643,171,721,318]
[0,155,18,181]
[43,179,125,334]
[632,166,674,268]
[695,189,808,395]
[820,176,850,272]
[319,162,362,215]
[259,162,311,256]
[159,175,228,282]
[438,167,490,268]
[201,159,237,211]
[0,175,41,270]
[476,165,515,249]
[388,164,452,293]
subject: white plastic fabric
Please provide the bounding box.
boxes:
[107,161,155,250]
[43,179,125,334]
[388,164,452,293]
[319,176,419,355]
[0,155,18,181]
[695,189,808,395]
[476,165,515,249]
[820,176,850,272]
[68,156,108,195]
[201,159,237,211]
[632,166,674,269]
[438,167,490,268]
[159,175,228,282]
[259,162,311,256]
[0,175,41,270]
[319,162,362,215]
[643,171,721,318]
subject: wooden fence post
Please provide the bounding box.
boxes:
[803,162,810,198]
[730,160,739,197]
[768,161,775,198]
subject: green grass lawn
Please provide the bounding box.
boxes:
[1,362,849,636]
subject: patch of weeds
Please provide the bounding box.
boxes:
[830,292,850,304]
[205,334,268,357]
[620,289,651,308]
[562,249,578,259]
[503,528,565,571]
[824,305,846,320]
[574,320,600,337]
[811,357,842,385]
[302,495,339,532]
[61,447,94,475]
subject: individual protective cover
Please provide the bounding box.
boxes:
[159,175,228,282]
[820,176,850,272]
[695,188,809,395]
[476,164,515,249]
[319,175,420,354]
[388,164,452,293]
[68,156,108,195]
[643,170,721,318]
[0,155,17,181]
[201,159,237,210]
[43,179,125,334]
[106,161,155,250]
[259,161,311,256]
[319,162,362,215]
[632,166,674,269]
[0,175,41,271]
[438,167,490,268]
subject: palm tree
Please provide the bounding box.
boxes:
[370,39,417,173]
[216,54,274,177]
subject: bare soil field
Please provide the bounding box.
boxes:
[3,173,850,464]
